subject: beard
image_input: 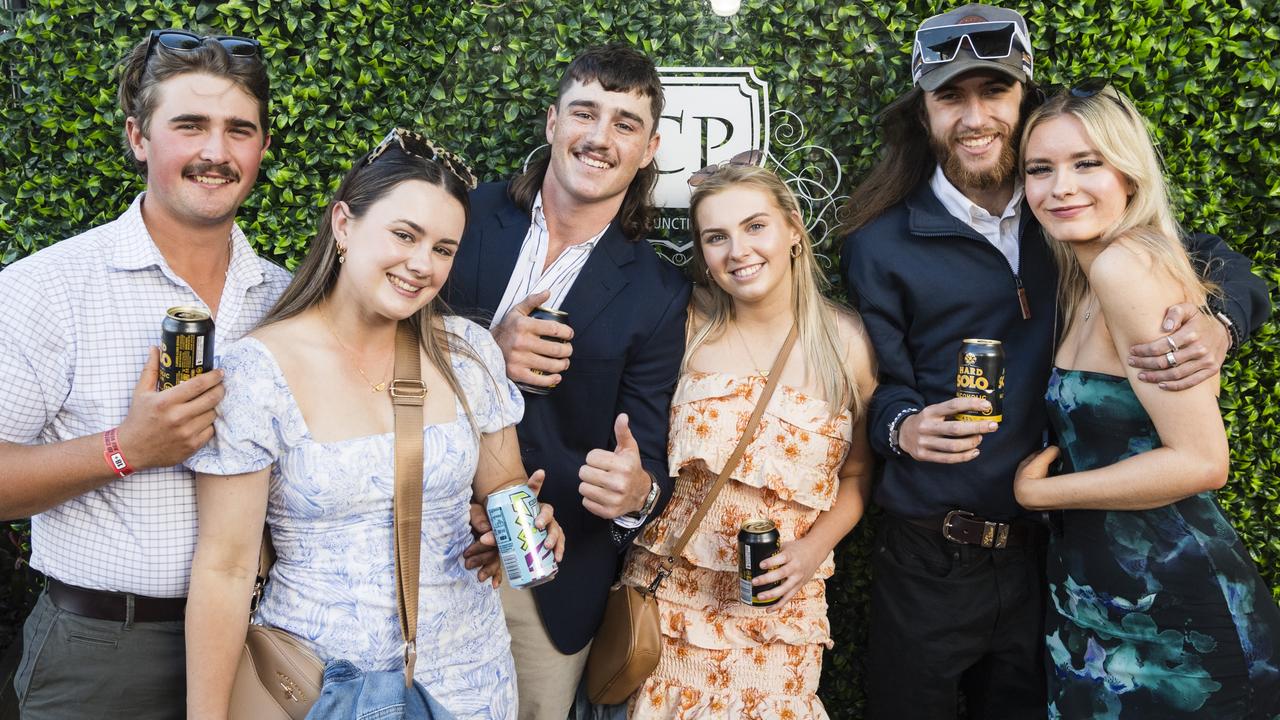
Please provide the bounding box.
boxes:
[930,125,1020,191]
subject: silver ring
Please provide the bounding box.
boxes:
[1165,335,1178,352]
[1165,350,1178,368]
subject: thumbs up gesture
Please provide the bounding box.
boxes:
[578,413,652,520]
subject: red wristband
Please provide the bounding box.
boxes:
[103,427,134,478]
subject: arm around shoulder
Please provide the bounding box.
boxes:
[1184,231,1271,343]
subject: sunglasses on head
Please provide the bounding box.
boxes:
[366,128,479,191]
[1064,76,1134,118]
[686,149,765,188]
[145,29,261,62]
[913,21,1030,65]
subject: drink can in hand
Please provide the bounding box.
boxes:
[486,483,558,588]
[160,306,214,390]
[515,306,570,396]
[955,338,1004,422]
[739,518,781,606]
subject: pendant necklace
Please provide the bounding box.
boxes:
[321,307,392,393]
[735,322,770,378]
[1082,294,1098,323]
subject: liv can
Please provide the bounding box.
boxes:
[738,519,781,607]
[486,483,558,588]
[515,306,570,396]
[955,338,1005,422]
[160,306,214,391]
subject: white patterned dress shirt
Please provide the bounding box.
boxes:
[0,194,291,597]
[488,192,607,331]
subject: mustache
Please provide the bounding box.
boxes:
[952,127,1007,143]
[571,144,614,164]
[183,162,240,182]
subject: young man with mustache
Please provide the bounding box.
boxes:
[839,5,1270,718]
[444,43,689,719]
[0,30,289,718]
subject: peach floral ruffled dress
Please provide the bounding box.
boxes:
[620,371,852,719]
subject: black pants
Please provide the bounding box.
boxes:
[866,514,1048,720]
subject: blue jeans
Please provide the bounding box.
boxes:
[304,660,456,720]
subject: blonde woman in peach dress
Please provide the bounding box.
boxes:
[619,163,876,719]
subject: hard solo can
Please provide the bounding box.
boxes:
[486,483,558,589]
[955,338,1005,422]
[160,306,214,391]
[516,306,570,396]
[738,518,781,607]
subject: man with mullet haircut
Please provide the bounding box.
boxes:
[839,4,1270,718]
[0,29,288,718]
[445,42,689,719]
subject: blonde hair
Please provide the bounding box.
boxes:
[686,164,862,419]
[1020,87,1217,325]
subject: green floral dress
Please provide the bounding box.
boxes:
[1045,368,1280,719]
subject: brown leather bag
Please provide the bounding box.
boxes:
[228,321,428,718]
[584,324,798,704]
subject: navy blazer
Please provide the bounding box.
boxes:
[444,181,691,654]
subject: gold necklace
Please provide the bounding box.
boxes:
[734,322,769,377]
[320,307,392,393]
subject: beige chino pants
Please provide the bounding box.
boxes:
[500,581,593,720]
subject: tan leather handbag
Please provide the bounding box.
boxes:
[584,324,797,705]
[228,321,428,718]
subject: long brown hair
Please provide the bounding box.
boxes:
[687,165,865,419]
[839,82,1044,235]
[117,32,270,172]
[260,148,490,431]
[508,42,664,240]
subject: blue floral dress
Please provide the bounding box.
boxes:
[187,316,523,720]
[1044,368,1280,719]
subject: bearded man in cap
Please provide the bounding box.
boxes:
[839,5,1270,718]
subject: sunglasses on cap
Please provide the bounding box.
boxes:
[913,21,1030,65]
[366,128,479,191]
[686,149,765,188]
[145,29,261,62]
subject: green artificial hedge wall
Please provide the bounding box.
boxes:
[1,0,1277,715]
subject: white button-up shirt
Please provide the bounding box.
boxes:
[488,193,608,330]
[930,165,1025,272]
[0,194,291,597]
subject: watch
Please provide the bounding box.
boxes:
[626,478,661,520]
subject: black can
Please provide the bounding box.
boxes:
[955,338,1004,422]
[738,518,781,606]
[160,306,214,391]
[516,306,570,396]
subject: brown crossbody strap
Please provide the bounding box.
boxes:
[390,320,427,688]
[650,323,797,588]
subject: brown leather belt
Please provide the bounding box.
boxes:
[47,578,186,622]
[905,510,1044,549]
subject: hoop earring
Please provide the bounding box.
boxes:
[702,266,711,283]
[790,243,802,259]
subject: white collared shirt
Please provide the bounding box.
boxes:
[488,192,608,330]
[0,194,291,597]
[930,165,1025,272]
